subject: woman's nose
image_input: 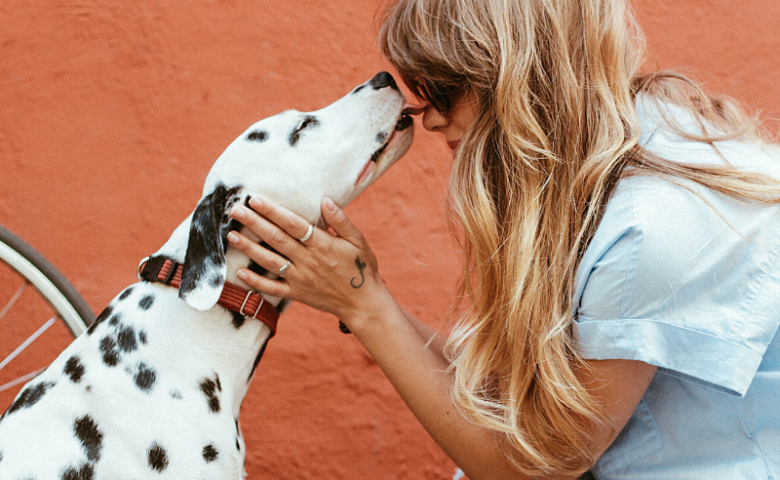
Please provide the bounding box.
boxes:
[421,105,449,133]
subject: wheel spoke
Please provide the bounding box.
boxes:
[0,315,58,373]
[0,282,28,323]
[0,367,46,393]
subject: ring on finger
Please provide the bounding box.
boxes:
[299,224,314,243]
[278,260,292,278]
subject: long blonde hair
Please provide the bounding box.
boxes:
[380,0,780,477]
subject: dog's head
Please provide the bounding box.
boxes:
[176,72,414,310]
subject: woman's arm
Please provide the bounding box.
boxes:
[399,305,449,359]
[227,196,656,480]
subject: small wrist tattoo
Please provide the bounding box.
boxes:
[350,256,367,288]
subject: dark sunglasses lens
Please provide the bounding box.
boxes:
[426,84,455,113]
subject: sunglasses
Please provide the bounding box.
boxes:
[408,78,467,114]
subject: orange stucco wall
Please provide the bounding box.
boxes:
[1,1,778,478]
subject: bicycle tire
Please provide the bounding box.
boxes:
[0,224,94,337]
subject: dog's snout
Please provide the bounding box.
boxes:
[369,71,398,91]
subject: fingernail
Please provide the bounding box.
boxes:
[249,197,263,210]
[231,206,246,220]
[227,232,239,244]
[324,197,337,213]
[237,270,248,281]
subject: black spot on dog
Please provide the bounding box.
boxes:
[148,443,169,472]
[199,377,221,413]
[276,298,290,313]
[376,131,388,143]
[119,287,134,301]
[99,336,120,367]
[0,450,3,462]
[247,259,269,277]
[171,390,183,400]
[117,326,137,352]
[231,311,246,329]
[85,385,91,393]
[135,363,156,392]
[139,295,154,310]
[215,375,222,392]
[352,84,366,94]
[139,330,148,344]
[61,463,94,480]
[289,115,319,146]
[248,339,269,382]
[203,443,219,462]
[64,356,85,383]
[74,415,103,461]
[247,130,268,142]
[108,315,120,327]
[87,305,113,335]
[7,381,55,414]
[210,274,224,288]
[236,437,241,450]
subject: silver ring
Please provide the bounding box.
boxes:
[278,260,292,278]
[299,224,314,243]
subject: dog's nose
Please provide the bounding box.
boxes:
[369,71,399,91]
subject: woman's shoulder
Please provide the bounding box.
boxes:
[636,93,780,173]
[575,161,780,323]
[573,135,780,396]
[586,94,780,278]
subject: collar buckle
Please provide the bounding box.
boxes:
[240,291,265,320]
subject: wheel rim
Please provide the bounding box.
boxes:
[0,229,92,409]
[0,241,87,336]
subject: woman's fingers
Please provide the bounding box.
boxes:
[230,204,304,257]
[247,196,317,245]
[226,231,293,294]
[240,268,291,298]
[321,198,364,246]
[226,230,287,271]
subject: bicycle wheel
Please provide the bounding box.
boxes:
[0,224,95,408]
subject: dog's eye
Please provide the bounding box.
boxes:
[289,115,320,146]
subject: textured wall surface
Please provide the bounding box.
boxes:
[0,1,777,478]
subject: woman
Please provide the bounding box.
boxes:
[226,0,780,478]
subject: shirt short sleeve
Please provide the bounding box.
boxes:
[572,140,780,397]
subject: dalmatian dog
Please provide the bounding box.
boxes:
[0,71,414,480]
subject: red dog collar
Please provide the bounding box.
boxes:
[137,256,279,337]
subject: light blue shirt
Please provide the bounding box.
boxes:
[573,97,780,479]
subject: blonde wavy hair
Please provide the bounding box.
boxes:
[380,0,780,477]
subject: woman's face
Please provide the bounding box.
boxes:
[405,91,478,151]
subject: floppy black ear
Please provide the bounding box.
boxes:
[179,184,242,310]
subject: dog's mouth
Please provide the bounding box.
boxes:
[355,114,414,186]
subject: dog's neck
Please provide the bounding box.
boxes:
[152,213,286,309]
[145,215,282,418]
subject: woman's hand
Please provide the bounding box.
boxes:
[226,196,391,329]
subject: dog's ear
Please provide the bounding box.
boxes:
[179,185,242,310]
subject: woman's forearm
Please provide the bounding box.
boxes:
[398,305,450,360]
[346,290,532,480]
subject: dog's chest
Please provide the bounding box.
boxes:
[0,282,269,479]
